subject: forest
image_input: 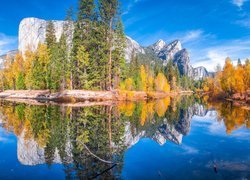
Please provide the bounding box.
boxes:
[0,0,195,94]
[1,0,249,104]
[202,58,250,101]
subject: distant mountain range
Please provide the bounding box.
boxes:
[1,18,212,80]
[126,37,213,80]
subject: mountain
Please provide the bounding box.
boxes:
[192,66,209,81]
[147,39,209,79]
[3,17,209,80]
[19,18,74,55]
[0,50,18,69]
[125,36,145,62]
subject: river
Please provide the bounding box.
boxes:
[0,96,249,179]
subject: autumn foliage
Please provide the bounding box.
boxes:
[203,58,250,98]
[120,65,170,93]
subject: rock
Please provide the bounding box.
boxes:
[158,40,182,63]
[18,18,74,55]
[147,39,210,79]
[150,39,166,54]
[192,66,209,81]
[173,49,193,77]
[17,130,73,166]
[157,123,183,145]
[0,50,18,69]
[125,36,145,63]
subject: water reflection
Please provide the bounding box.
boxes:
[0,96,249,179]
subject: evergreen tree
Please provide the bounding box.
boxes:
[129,50,140,90]
[112,18,126,89]
[45,21,58,90]
[76,45,90,89]
[57,33,68,90]
[46,21,57,47]
[99,0,119,90]
[71,0,96,89]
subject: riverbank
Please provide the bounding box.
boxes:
[0,90,193,103]
[198,90,250,106]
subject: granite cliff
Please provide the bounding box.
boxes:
[1,17,209,80]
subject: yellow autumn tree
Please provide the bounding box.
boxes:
[244,61,250,91]
[124,78,134,91]
[3,55,16,89]
[12,53,26,89]
[140,65,147,91]
[233,65,245,93]
[155,73,170,92]
[24,49,36,89]
[221,58,235,95]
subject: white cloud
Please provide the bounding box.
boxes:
[192,39,250,71]
[123,0,146,15]
[166,29,215,45]
[232,0,248,8]
[181,30,204,43]
[0,33,17,55]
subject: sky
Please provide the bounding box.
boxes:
[0,0,250,71]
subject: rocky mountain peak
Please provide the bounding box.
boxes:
[156,39,183,63]
[152,39,166,53]
[125,36,145,63]
[166,40,182,52]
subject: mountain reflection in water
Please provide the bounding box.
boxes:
[0,96,249,179]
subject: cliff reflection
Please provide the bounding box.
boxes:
[0,96,249,179]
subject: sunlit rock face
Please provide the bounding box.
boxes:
[173,49,193,77]
[125,36,145,63]
[150,39,167,54]
[18,17,144,63]
[157,122,183,145]
[192,66,209,81]
[124,122,145,148]
[17,130,72,166]
[0,50,18,69]
[148,39,210,79]
[158,40,183,63]
[18,18,74,55]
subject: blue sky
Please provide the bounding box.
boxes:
[0,0,250,70]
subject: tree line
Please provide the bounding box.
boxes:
[202,58,250,98]
[1,0,195,93]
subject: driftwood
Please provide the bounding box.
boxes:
[0,90,193,104]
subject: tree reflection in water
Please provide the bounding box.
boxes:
[0,96,249,179]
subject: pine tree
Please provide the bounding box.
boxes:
[71,0,96,89]
[45,21,58,90]
[46,21,57,47]
[76,45,90,89]
[129,51,140,90]
[112,18,126,89]
[99,0,119,90]
[57,33,68,90]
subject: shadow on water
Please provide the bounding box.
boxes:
[0,96,249,179]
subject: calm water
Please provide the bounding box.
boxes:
[0,96,249,179]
